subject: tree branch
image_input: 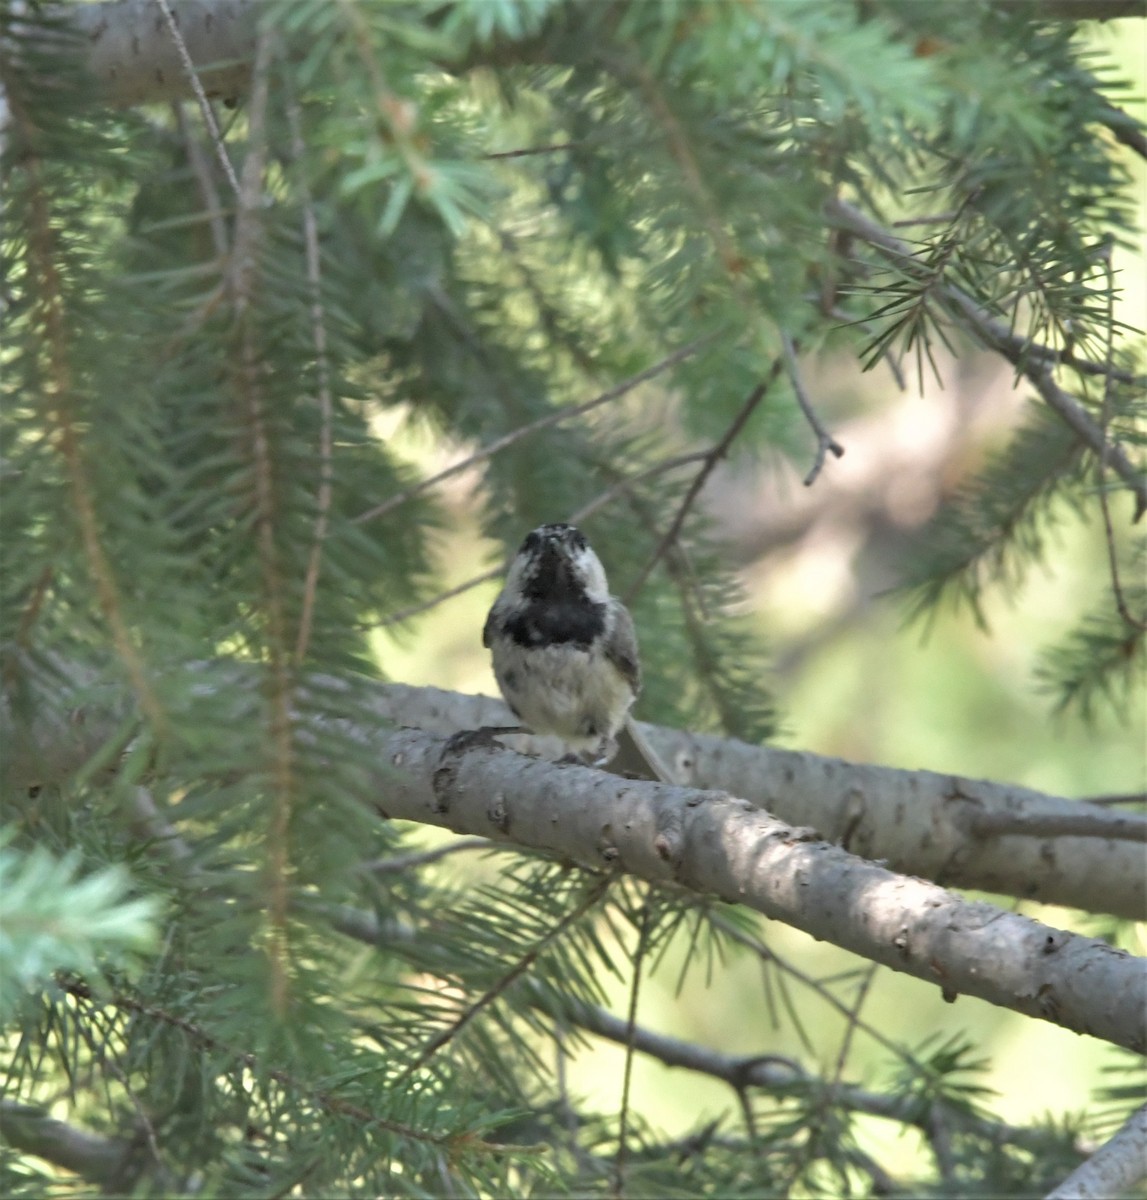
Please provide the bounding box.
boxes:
[624,368,779,604]
[5,674,1145,1045]
[826,198,1147,521]
[0,1100,136,1189]
[1044,1102,1147,1200]
[63,0,258,108]
[968,809,1147,842]
[993,0,1146,19]
[781,333,845,486]
[372,686,1147,919]
[375,727,1146,1051]
[5,675,1145,918]
[44,0,1147,115]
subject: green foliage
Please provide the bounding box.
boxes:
[1035,570,1147,720]
[898,404,1087,628]
[0,0,1142,1195]
[0,833,158,1017]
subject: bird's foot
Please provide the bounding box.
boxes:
[442,726,521,757]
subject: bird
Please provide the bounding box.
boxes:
[451,522,674,781]
[482,522,641,765]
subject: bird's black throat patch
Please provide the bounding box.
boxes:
[502,599,606,648]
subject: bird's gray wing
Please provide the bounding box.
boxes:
[604,599,641,695]
[482,605,497,649]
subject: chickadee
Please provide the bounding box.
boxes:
[483,523,641,764]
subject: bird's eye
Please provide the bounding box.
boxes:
[569,528,587,551]
[521,531,543,555]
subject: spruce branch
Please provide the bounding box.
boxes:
[623,369,780,605]
[287,93,335,664]
[375,728,1146,1051]
[7,74,165,735]
[328,911,1072,1166]
[223,26,296,1015]
[827,198,1147,520]
[8,676,1145,918]
[781,333,845,486]
[1098,248,1147,632]
[56,976,509,1157]
[354,337,716,526]
[396,876,611,1083]
[1045,1102,1147,1200]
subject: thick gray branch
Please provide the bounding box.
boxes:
[44,1,1147,113]
[372,726,1145,1051]
[4,673,1145,1048]
[0,1100,133,1187]
[1045,1102,1147,1199]
[48,0,257,108]
[4,676,1145,919]
[366,685,1147,919]
[994,0,1146,17]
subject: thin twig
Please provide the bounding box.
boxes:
[1084,792,1147,808]
[353,336,716,525]
[892,212,960,228]
[623,366,782,605]
[568,452,711,525]
[173,101,229,259]
[395,878,611,1083]
[287,95,337,663]
[377,567,502,627]
[1097,246,1147,631]
[57,977,488,1153]
[545,992,1056,1155]
[781,333,845,486]
[829,965,878,1094]
[1104,102,1147,163]
[708,914,912,1067]
[152,0,242,199]
[484,142,579,159]
[360,837,496,875]
[613,900,652,1198]
[374,451,712,628]
[826,197,1147,518]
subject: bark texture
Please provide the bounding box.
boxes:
[372,726,1146,1053]
[375,684,1147,919]
[50,0,257,107]
[4,676,1144,919]
[1044,1103,1147,1199]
